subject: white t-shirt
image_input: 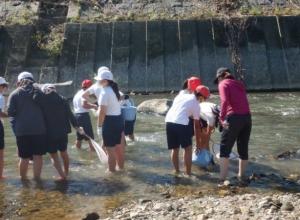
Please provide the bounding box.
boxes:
[87,83,102,99]
[200,102,218,127]
[73,89,89,114]
[0,94,5,112]
[178,89,190,95]
[98,87,121,116]
[165,93,200,125]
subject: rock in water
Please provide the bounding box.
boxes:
[137,99,173,115]
[82,212,100,220]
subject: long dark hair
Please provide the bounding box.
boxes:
[182,79,188,90]
[107,80,121,100]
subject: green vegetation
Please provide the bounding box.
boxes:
[34,25,64,57]
[1,9,37,25]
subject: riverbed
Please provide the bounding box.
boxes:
[0,92,300,219]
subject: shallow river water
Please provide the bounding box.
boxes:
[1,92,300,219]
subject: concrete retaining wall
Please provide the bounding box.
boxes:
[0,16,300,96]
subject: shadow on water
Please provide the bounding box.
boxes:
[7,176,130,197]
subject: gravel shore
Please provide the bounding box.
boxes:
[105,193,300,220]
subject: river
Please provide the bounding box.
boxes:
[0,92,300,219]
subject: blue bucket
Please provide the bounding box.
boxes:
[121,106,137,121]
[192,149,213,168]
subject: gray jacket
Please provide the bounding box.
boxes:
[7,84,46,136]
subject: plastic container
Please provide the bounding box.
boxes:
[192,149,213,167]
[121,106,137,121]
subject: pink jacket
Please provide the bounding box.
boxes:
[218,79,250,122]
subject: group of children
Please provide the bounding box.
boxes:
[0,66,136,180]
[165,67,251,186]
[0,65,251,187]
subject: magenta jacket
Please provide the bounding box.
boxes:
[218,79,251,122]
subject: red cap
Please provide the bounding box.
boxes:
[195,85,210,99]
[82,79,93,89]
[188,77,202,92]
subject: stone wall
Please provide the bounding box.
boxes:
[1,16,300,97]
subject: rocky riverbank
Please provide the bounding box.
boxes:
[104,193,300,220]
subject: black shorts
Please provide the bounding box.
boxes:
[188,117,194,137]
[220,114,252,160]
[16,135,46,159]
[124,120,135,136]
[102,115,124,147]
[0,121,4,150]
[75,113,94,141]
[166,122,192,150]
[47,135,68,154]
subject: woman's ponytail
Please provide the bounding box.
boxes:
[108,80,121,100]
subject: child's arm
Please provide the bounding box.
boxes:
[0,111,8,118]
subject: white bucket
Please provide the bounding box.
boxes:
[212,143,239,160]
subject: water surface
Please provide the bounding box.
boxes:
[1,92,300,219]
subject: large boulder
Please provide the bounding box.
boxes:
[137,99,173,115]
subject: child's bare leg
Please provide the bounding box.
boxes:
[50,153,66,180]
[60,151,69,176]
[19,158,30,180]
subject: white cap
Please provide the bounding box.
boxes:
[97,66,110,75]
[18,72,34,82]
[0,77,8,85]
[94,70,113,81]
[41,84,56,93]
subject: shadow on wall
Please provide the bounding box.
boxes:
[2,16,300,97]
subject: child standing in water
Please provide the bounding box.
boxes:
[73,79,97,150]
[8,72,46,180]
[96,70,125,173]
[0,77,9,179]
[165,84,203,176]
[33,84,84,180]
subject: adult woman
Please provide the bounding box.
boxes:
[165,85,203,176]
[96,70,125,172]
[8,72,46,180]
[214,67,251,186]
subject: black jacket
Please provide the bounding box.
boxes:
[8,84,46,136]
[33,90,78,140]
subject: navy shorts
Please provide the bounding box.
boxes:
[16,135,46,159]
[0,121,4,150]
[220,114,252,160]
[75,113,94,140]
[102,115,124,147]
[166,122,192,150]
[47,135,68,154]
[124,120,135,136]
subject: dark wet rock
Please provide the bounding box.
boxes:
[282,202,294,211]
[12,1,21,7]
[276,151,297,160]
[82,212,100,220]
[137,99,173,116]
[139,198,152,204]
[160,191,171,198]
